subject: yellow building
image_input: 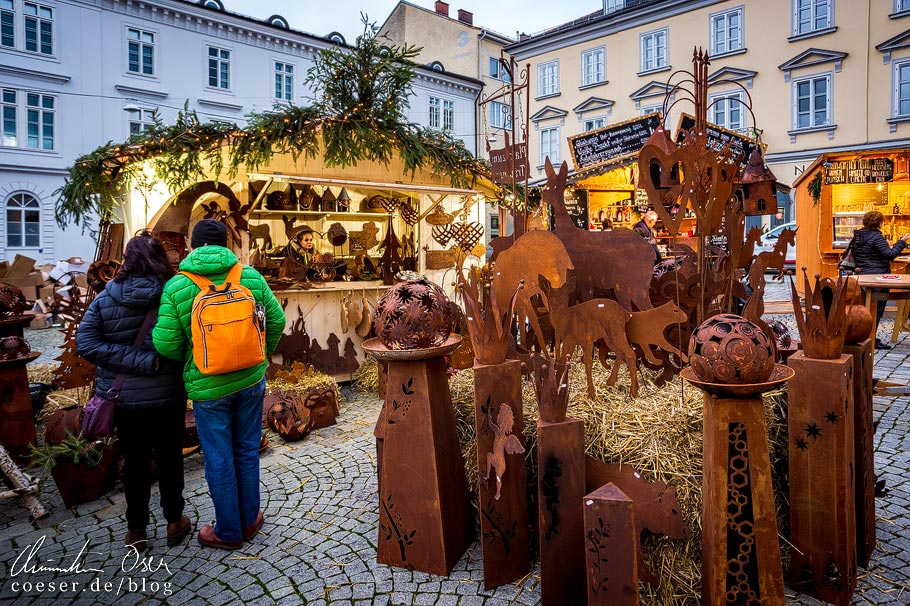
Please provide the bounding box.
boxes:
[504,0,910,224]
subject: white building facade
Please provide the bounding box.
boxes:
[0,0,481,262]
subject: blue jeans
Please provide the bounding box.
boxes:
[193,378,265,542]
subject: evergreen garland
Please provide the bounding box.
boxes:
[55,16,492,229]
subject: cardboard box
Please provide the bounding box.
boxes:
[28,314,50,330]
[1,278,38,301]
[5,254,36,278]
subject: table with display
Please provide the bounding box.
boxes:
[854,273,910,350]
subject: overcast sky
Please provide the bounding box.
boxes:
[225,0,599,43]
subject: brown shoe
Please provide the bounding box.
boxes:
[166,515,192,546]
[197,524,242,550]
[243,510,264,541]
[125,529,147,553]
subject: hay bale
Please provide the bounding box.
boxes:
[449,361,789,606]
[352,356,380,393]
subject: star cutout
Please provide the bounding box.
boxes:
[825,411,840,424]
[795,438,808,450]
[805,422,822,440]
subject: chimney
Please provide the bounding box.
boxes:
[435,1,449,17]
[457,9,473,25]
[519,33,530,41]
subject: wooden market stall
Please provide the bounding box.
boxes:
[131,147,498,381]
[793,150,910,280]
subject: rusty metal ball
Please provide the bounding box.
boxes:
[844,305,874,344]
[0,336,30,361]
[687,314,775,384]
[373,278,453,350]
[0,284,29,320]
[766,319,792,350]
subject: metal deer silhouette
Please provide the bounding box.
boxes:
[483,404,526,500]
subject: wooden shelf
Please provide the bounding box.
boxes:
[252,210,390,220]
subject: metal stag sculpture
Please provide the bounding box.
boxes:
[789,271,849,359]
[482,404,525,500]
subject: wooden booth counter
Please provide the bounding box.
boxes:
[268,280,390,382]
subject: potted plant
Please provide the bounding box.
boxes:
[29,432,119,508]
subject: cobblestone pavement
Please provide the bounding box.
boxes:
[2,293,908,605]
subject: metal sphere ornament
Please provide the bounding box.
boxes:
[766,319,792,351]
[688,314,776,384]
[0,335,31,361]
[844,305,874,344]
[373,278,454,350]
[0,283,28,320]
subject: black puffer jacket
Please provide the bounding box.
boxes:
[851,228,907,275]
[76,275,185,409]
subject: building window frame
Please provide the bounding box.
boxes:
[581,46,606,87]
[127,107,156,136]
[792,72,832,130]
[428,96,441,129]
[792,0,832,37]
[207,45,231,91]
[708,90,745,131]
[709,6,743,57]
[5,191,41,248]
[25,90,53,150]
[1,0,15,49]
[443,99,454,132]
[126,27,156,76]
[895,0,910,16]
[538,125,560,167]
[639,27,669,74]
[893,58,910,118]
[640,103,662,116]
[23,1,52,55]
[274,61,294,101]
[537,60,559,99]
[605,0,624,14]
[1,88,16,147]
[584,116,606,131]
[489,56,511,82]
[490,101,512,130]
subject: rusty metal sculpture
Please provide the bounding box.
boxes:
[0,284,28,320]
[458,267,520,366]
[451,221,484,253]
[688,314,776,384]
[585,458,688,586]
[584,483,638,606]
[527,353,570,424]
[544,160,655,311]
[540,275,638,397]
[491,229,573,356]
[271,311,359,376]
[0,336,30,361]
[0,335,40,458]
[265,390,313,442]
[482,404,525,500]
[624,301,689,367]
[843,338,876,568]
[377,222,403,285]
[790,271,849,359]
[844,305,873,343]
[373,278,453,350]
[86,260,121,292]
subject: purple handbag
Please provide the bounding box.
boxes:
[82,309,157,440]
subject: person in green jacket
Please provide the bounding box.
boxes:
[153,219,286,550]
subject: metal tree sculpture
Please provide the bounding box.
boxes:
[458,269,521,366]
[789,271,849,359]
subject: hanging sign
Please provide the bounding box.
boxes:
[675,113,759,168]
[825,158,894,185]
[490,142,530,184]
[568,113,662,171]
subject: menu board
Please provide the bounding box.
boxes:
[563,189,589,229]
[568,113,662,171]
[675,113,759,167]
[825,158,894,185]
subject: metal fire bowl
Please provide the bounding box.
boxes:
[680,364,794,398]
[362,334,463,361]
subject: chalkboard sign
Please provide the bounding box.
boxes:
[563,189,589,229]
[675,113,758,167]
[825,158,894,185]
[568,113,661,171]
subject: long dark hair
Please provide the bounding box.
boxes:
[114,232,175,283]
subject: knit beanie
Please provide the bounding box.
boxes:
[191,219,228,248]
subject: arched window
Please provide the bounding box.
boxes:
[200,0,224,10]
[6,192,41,248]
[327,32,345,45]
[429,61,445,72]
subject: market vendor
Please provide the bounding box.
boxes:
[633,210,662,262]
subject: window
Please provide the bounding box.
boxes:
[127,108,155,136]
[581,47,605,86]
[490,57,503,80]
[709,91,744,130]
[275,62,293,101]
[5,192,41,248]
[897,0,910,12]
[490,101,511,129]
[208,46,231,90]
[640,28,668,72]
[539,126,560,165]
[443,99,454,131]
[605,0,624,13]
[641,104,662,116]
[1,89,15,146]
[710,7,743,56]
[537,61,559,97]
[127,28,155,76]
[793,0,831,36]
[894,59,910,118]
[1,0,14,48]
[584,117,606,131]
[793,74,831,129]
[23,2,51,55]
[26,91,53,150]
[428,96,440,129]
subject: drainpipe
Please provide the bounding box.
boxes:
[477,30,488,159]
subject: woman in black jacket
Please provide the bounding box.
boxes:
[76,233,191,551]
[851,210,910,349]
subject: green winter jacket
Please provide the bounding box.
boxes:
[152,245,286,401]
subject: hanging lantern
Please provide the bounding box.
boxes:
[741,148,778,216]
[337,187,351,211]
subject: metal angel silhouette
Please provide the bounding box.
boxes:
[483,404,526,500]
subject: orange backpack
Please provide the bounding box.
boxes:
[181,263,266,376]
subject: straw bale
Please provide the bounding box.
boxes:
[352,356,380,393]
[27,363,57,385]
